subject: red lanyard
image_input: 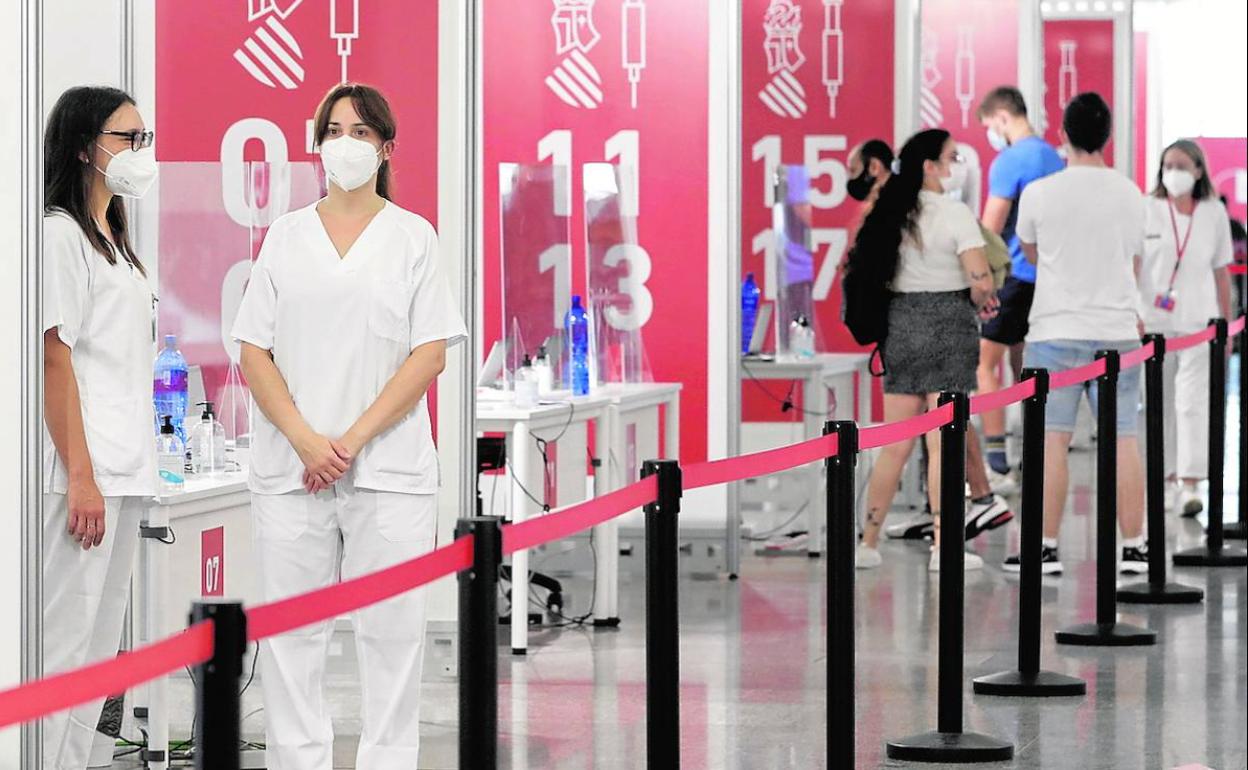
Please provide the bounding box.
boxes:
[1165,199,1195,291]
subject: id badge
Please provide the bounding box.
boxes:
[1153,290,1177,312]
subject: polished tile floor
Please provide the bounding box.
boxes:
[117,371,1246,769]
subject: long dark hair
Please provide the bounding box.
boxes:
[313,83,397,200]
[846,128,949,287]
[1152,139,1215,201]
[45,86,144,273]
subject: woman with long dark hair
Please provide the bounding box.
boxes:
[1139,139,1234,516]
[232,83,466,767]
[846,129,997,571]
[42,85,158,767]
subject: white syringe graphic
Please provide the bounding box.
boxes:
[955,26,975,128]
[330,0,359,84]
[622,0,647,109]
[1058,41,1078,109]
[821,0,843,118]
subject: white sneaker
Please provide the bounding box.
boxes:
[987,467,1018,496]
[884,511,935,540]
[1180,484,1204,517]
[856,544,883,569]
[965,495,1014,541]
[929,549,984,572]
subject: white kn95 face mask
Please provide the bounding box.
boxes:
[320,136,382,192]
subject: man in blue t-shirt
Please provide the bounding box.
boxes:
[976,86,1065,478]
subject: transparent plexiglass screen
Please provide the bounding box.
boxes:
[142,161,325,440]
[773,164,818,354]
[499,162,573,386]
[584,162,652,384]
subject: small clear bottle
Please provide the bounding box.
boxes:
[157,415,186,493]
[190,401,227,474]
[515,354,540,409]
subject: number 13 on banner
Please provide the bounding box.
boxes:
[538,129,652,332]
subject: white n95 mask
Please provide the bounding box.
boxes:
[320,136,381,192]
[941,161,968,194]
[96,145,158,199]
[986,127,1009,153]
[1162,168,1196,199]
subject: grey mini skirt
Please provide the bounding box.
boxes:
[883,290,979,395]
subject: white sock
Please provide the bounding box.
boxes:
[1042,537,1058,550]
[1122,536,1144,549]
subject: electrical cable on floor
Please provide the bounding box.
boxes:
[742,501,810,541]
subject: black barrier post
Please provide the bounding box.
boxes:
[642,459,682,769]
[1056,350,1157,645]
[190,600,245,770]
[887,393,1014,762]
[456,517,501,770]
[1174,319,1248,564]
[1119,335,1204,603]
[1228,295,1248,540]
[975,369,1087,695]
[825,420,857,767]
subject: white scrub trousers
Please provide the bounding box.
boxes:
[1162,344,1211,481]
[42,494,144,770]
[253,478,436,770]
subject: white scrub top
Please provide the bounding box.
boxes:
[1139,197,1234,334]
[42,211,158,498]
[231,201,467,496]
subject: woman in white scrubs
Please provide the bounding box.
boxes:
[41,86,158,768]
[232,83,466,769]
[1139,139,1234,515]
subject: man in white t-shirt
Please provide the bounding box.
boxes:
[1004,92,1148,576]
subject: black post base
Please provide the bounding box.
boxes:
[972,669,1087,697]
[1055,621,1156,646]
[885,731,1014,763]
[1116,581,1204,604]
[592,617,621,628]
[1223,522,1247,540]
[1172,545,1248,567]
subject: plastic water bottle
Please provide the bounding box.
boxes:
[153,334,189,443]
[190,401,227,474]
[157,415,185,493]
[565,295,591,396]
[741,273,761,354]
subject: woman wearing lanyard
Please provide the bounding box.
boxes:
[1139,139,1233,516]
[42,86,159,768]
[232,83,465,769]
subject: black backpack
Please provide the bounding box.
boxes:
[841,267,891,376]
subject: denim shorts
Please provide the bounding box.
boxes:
[1024,339,1141,436]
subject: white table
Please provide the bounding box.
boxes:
[132,468,252,770]
[588,383,681,625]
[740,353,872,558]
[477,392,612,653]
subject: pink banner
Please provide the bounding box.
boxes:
[482,0,711,463]
[1043,20,1115,157]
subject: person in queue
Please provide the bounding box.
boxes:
[1006,92,1148,575]
[848,137,1014,548]
[847,129,998,571]
[232,83,466,769]
[975,86,1065,486]
[1138,140,1233,516]
[42,85,159,769]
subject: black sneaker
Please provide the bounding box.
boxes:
[1120,545,1149,574]
[1002,546,1062,575]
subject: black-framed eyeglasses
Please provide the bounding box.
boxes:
[100,129,154,152]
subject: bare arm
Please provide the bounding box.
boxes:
[981,196,1012,235]
[341,340,448,455]
[958,246,996,308]
[1021,242,1038,266]
[1214,266,1232,321]
[44,329,105,549]
[240,342,349,487]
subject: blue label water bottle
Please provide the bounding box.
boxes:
[565,295,591,396]
[741,272,760,354]
[153,334,189,442]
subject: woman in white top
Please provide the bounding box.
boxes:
[232,83,466,769]
[845,129,996,571]
[1138,139,1234,515]
[42,86,159,769]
